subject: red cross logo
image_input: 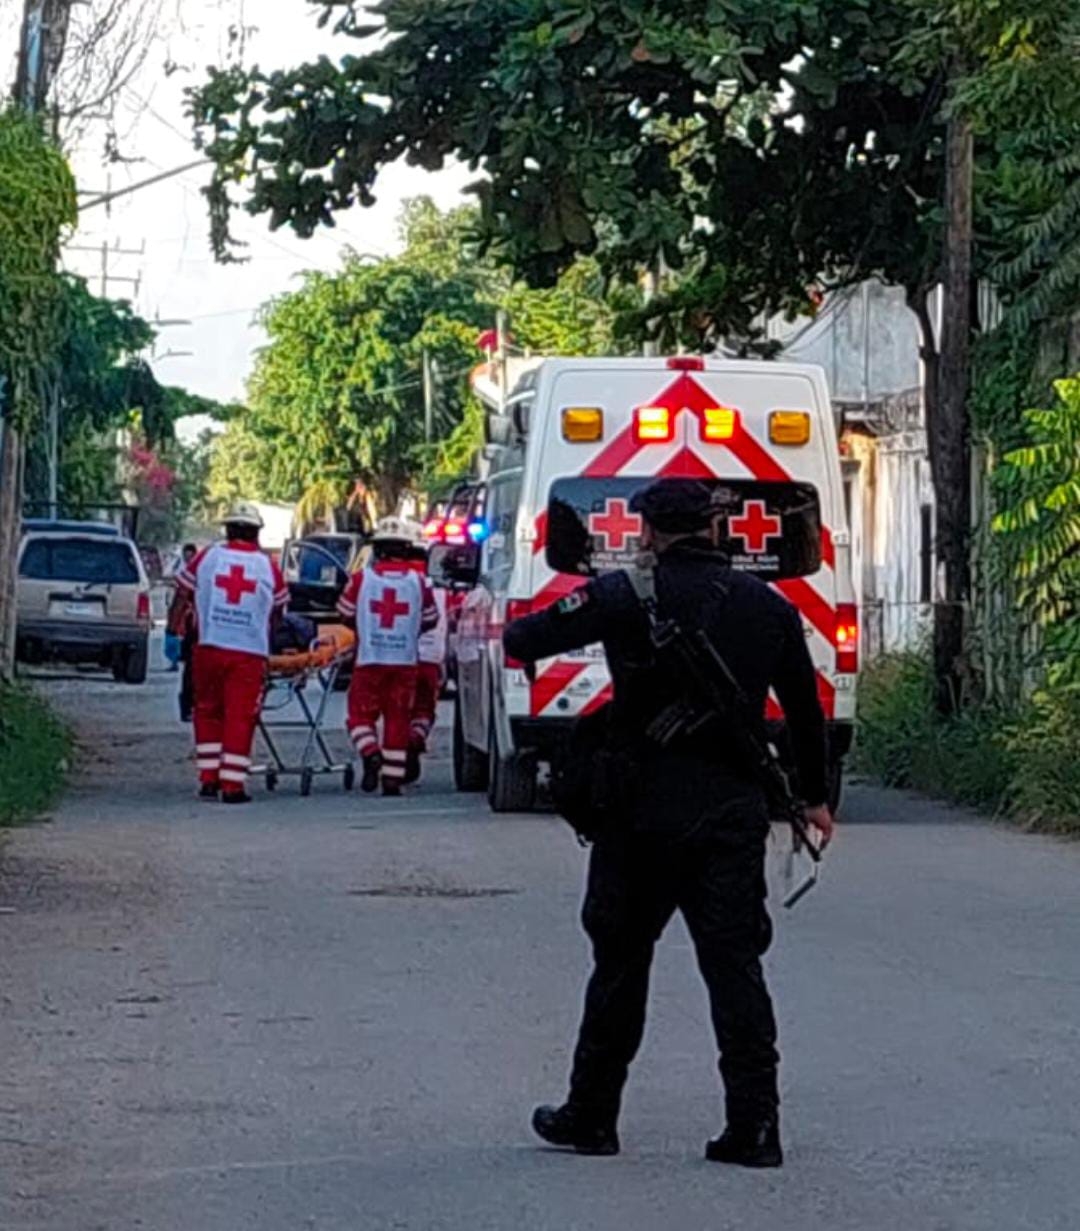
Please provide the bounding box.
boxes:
[588,499,643,551]
[729,501,782,553]
[214,564,258,606]
[370,586,412,630]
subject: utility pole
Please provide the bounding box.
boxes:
[68,238,145,298]
[0,0,74,679]
[422,349,434,444]
[930,87,975,716]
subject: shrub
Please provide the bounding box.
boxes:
[854,654,1015,817]
[1005,684,1080,834]
[0,684,71,826]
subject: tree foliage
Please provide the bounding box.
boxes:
[208,198,634,510]
[0,108,77,429]
[994,377,1080,648]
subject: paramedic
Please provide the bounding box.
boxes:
[171,503,288,803]
[503,477,833,1168]
[338,519,437,796]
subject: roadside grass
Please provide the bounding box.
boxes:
[0,683,71,826]
[854,654,1080,834]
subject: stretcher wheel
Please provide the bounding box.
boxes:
[300,767,314,797]
[343,764,356,792]
[265,770,279,792]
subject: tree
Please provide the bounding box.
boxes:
[0,106,76,678]
[191,0,1080,712]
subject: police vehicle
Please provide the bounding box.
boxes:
[440,356,858,813]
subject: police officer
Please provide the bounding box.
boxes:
[503,477,834,1167]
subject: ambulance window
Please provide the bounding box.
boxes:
[482,472,522,585]
[546,477,823,579]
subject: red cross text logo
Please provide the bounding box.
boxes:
[588,499,643,551]
[214,564,258,606]
[729,501,782,554]
[370,587,412,630]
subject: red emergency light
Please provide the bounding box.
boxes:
[835,603,859,674]
[503,598,535,668]
[634,406,675,443]
[666,356,705,371]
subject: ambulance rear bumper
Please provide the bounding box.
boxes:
[512,715,854,765]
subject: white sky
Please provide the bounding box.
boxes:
[3,1,469,411]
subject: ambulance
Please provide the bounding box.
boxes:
[446,356,858,813]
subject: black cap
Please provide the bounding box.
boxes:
[629,479,717,534]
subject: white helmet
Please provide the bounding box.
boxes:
[372,516,424,546]
[224,501,264,529]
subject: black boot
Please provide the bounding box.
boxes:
[361,752,382,794]
[221,789,253,806]
[197,782,219,800]
[381,779,402,798]
[532,1104,619,1157]
[705,1119,783,1168]
[404,744,422,785]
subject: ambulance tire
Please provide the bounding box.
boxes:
[487,721,536,814]
[453,695,488,792]
[827,758,844,817]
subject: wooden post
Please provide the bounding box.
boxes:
[0,412,23,680]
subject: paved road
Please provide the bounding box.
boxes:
[2,653,1079,1230]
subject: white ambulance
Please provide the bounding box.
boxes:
[445,356,858,813]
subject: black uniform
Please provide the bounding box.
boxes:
[504,520,826,1132]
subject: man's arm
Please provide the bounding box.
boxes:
[337,573,361,622]
[503,582,608,663]
[772,604,828,808]
[419,580,439,632]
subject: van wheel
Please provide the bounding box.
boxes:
[122,639,149,685]
[826,758,844,817]
[453,694,488,792]
[487,720,536,814]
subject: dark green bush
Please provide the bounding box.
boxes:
[855,654,1016,819]
[0,684,71,826]
[1005,684,1080,833]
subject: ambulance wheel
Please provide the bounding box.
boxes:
[453,695,488,792]
[265,770,279,792]
[343,764,356,792]
[487,722,536,814]
[300,767,314,797]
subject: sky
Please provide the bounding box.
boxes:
[2,1,469,414]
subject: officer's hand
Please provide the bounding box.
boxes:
[804,804,835,851]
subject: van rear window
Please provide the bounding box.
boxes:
[546,478,822,579]
[19,539,140,585]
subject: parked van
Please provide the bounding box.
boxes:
[16,529,152,682]
[444,356,857,812]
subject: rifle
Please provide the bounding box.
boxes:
[627,562,824,910]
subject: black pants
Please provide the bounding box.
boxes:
[567,822,778,1127]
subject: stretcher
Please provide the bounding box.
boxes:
[254,627,357,796]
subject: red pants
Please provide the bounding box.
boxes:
[193,644,266,791]
[347,664,418,783]
[410,662,441,750]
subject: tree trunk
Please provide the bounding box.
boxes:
[931,109,975,716]
[0,419,24,681]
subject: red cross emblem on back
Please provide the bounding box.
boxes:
[214,563,258,606]
[370,586,411,630]
[588,499,643,551]
[729,501,782,554]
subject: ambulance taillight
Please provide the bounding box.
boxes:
[137,592,150,623]
[504,599,534,668]
[835,603,858,674]
[634,406,674,443]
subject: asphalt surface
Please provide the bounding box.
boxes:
[2,650,1079,1230]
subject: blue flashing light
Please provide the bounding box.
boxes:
[467,518,490,543]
